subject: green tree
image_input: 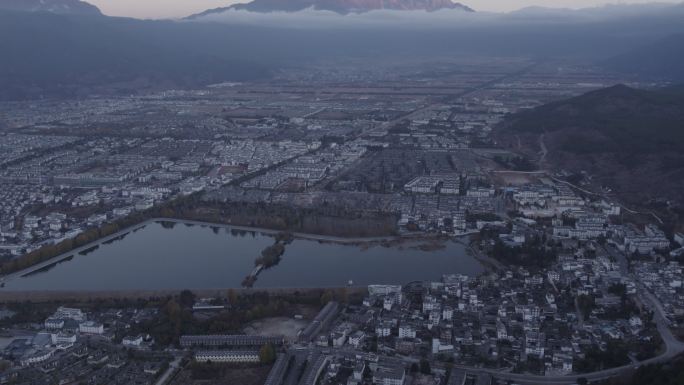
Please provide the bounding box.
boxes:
[320,290,334,306]
[259,343,276,364]
[577,294,596,319]
[179,290,196,308]
[337,287,349,304]
[227,289,238,305]
[420,359,431,374]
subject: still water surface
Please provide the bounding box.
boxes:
[4,221,484,291]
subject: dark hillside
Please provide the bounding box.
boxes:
[496,84,684,206]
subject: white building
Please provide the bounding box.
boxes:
[194,350,260,363]
[44,318,65,330]
[373,365,406,385]
[51,307,85,322]
[122,335,143,348]
[422,296,438,312]
[467,187,495,198]
[383,297,395,311]
[398,324,416,339]
[331,324,352,347]
[675,233,684,247]
[429,310,441,325]
[376,323,391,338]
[51,332,77,344]
[553,353,573,373]
[442,306,454,321]
[432,338,454,354]
[368,285,402,297]
[404,176,441,194]
[497,322,508,340]
[20,350,53,367]
[524,331,545,358]
[440,179,460,195]
[348,331,365,348]
[79,321,104,335]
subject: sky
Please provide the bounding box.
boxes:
[87,0,682,19]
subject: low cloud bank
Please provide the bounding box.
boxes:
[186,2,684,29]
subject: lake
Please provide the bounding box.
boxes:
[3,221,484,291]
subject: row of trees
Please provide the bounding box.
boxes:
[574,340,630,373]
[162,194,397,237]
[255,243,286,268]
[0,221,124,275]
[492,155,537,172]
[243,240,288,287]
[0,189,214,277]
[259,344,276,364]
[137,293,293,347]
[489,238,558,269]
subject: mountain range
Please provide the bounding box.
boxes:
[187,0,473,18]
[0,10,268,100]
[1,1,684,100]
[0,0,101,15]
[496,84,684,207]
[604,33,684,82]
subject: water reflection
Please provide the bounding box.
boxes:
[4,221,483,291]
[21,255,74,278]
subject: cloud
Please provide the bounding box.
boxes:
[189,8,516,29]
[185,2,684,29]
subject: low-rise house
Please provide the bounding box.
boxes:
[376,322,392,338]
[373,363,405,385]
[348,331,366,348]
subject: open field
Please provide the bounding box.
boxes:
[170,363,272,385]
[243,316,309,341]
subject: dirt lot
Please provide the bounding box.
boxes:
[171,364,271,385]
[491,171,540,186]
[243,317,309,341]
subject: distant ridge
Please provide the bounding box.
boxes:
[187,0,473,18]
[604,34,684,82]
[0,0,102,15]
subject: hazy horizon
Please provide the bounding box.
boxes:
[87,0,684,19]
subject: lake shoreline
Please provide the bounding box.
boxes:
[0,218,480,298]
[3,218,474,283]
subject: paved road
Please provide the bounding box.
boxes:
[283,348,312,385]
[380,62,539,132]
[154,356,182,385]
[538,133,548,168]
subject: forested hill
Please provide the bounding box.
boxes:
[496,84,684,208]
[503,84,684,154]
